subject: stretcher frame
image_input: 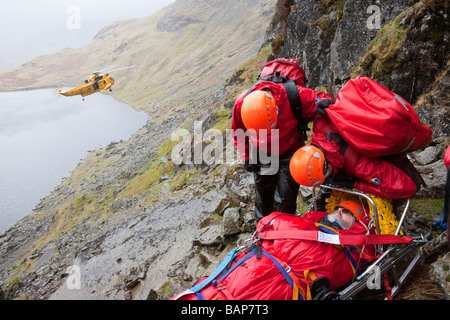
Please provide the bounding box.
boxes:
[314,185,427,300]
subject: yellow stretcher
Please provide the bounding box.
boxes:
[312,185,427,300]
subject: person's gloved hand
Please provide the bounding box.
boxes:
[324,176,355,189]
[317,99,335,115]
[432,210,448,231]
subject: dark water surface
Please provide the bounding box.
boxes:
[0,88,147,233]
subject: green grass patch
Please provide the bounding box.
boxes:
[123,157,175,196]
[212,106,232,133]
[157,281,174,300]
[169,167,200,191]
[410,198,444,215]
[359,9,410,78]
[234,45,273,87]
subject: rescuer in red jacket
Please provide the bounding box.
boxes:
[289,99,425,201]
[446,146,450,248]
[232,81,333,219]
[433,145,450,248]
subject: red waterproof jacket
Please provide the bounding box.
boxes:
[232,81,333,162]
[312,115,418,199]
[445,145,450,170]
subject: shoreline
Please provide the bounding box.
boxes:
[0,88,148,234]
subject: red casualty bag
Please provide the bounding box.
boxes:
[171,212,373,300]
[325,76,432,157]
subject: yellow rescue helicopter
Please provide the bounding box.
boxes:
[57,65,135,99]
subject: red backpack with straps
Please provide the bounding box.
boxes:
[246,58,309,142]
[325,76,432,157]
[258,58,306,87]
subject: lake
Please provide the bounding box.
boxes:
[0,88,147,233]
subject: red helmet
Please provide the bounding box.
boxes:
[336,200,364,221]
[289,145,326,187]
[241,90,277,133]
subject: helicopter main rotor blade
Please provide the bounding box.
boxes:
[101,65,136,73]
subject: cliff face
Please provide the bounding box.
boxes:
[0,0,449,301]
[282,0,413,94]
[280,0,449,199]
[281,0,449,141]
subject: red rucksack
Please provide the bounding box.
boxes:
[246,58,309,142]
[325,76,432,157]
[258,58,306,87]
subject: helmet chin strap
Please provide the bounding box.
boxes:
[324,166,333,180]
[311,166,334,212]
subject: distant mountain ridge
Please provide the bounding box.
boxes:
[0,0,277,117]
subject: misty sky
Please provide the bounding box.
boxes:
[0,0,175,70]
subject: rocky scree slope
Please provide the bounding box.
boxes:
[0,0,278,300]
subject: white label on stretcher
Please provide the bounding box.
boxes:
[318,232,341,245]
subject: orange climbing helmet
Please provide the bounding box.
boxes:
[336,200,364,221]
[289,145,326,187]
[241,90,278,133]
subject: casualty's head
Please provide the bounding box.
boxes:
[289,144,331,187]
[326,200,365,230]
[241,90,278,134]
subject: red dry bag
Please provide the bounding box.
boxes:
[325,76,432,157]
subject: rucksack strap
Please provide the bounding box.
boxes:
[315,225,362,276]
[282,78,309,143]
[259,249,305,300]
[213,246,304,300]
[304,270,318,300]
